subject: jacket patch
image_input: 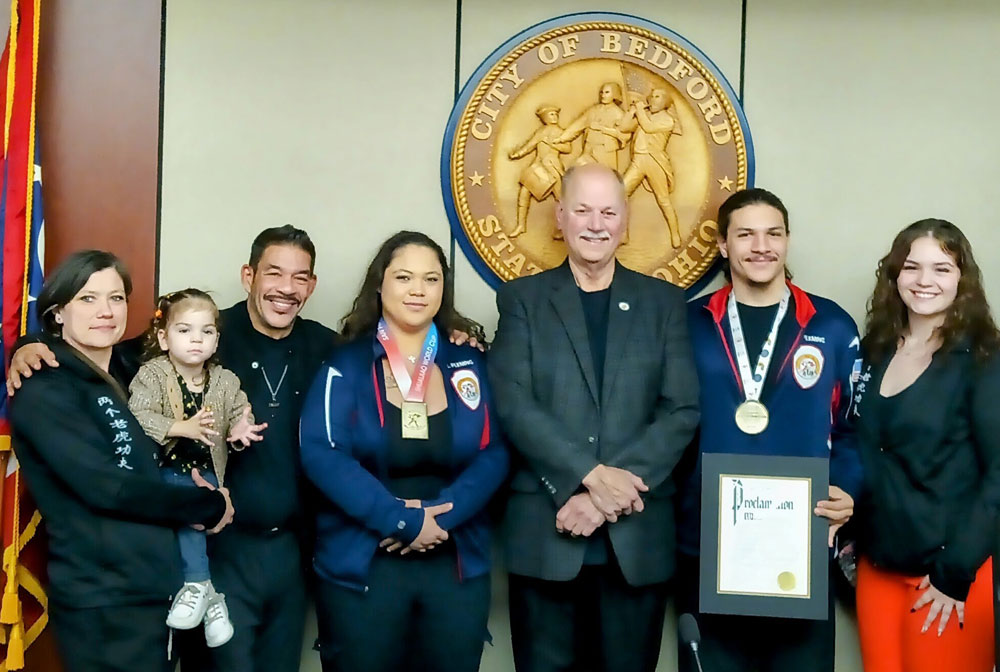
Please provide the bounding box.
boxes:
[450,369,481,410]
[792,345,823,390]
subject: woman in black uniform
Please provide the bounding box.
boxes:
[10,250,234,672]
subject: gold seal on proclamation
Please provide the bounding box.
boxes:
[777,571,797,592]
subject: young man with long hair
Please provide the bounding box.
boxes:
[677,188,862,672]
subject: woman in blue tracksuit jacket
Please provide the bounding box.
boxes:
[299,231,508,672]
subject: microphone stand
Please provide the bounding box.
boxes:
[689,642,704,672]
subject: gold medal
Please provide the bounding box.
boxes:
[400,401,429,440]
[734,400,769,435]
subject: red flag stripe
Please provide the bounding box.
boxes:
[0,1,47,669]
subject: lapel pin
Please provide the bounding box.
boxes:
[619,302,630,311]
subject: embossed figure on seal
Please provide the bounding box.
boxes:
[508,104,572,238]
[556,82,631,170]
[620,87,683,248]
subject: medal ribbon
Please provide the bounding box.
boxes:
[377,318,439,402]
[727,287,790,402]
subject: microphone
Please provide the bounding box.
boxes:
[678,613,704,672]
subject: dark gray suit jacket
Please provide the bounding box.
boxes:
[489,261,699,586]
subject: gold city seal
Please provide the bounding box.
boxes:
[442,12,754,290]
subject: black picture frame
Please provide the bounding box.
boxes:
[700,453,830,620]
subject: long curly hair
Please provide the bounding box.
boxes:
[142,288,221,362]
[862,218,1000,364]
[340,231,485,343]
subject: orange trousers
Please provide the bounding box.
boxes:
[857,555,994,672]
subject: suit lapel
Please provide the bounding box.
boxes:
[602,264,638,407]
[549,263,600,408]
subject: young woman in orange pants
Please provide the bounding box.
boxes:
[856,557,993,671]
[853,219,998,672]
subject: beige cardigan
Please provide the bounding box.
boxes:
[128,356,253,485]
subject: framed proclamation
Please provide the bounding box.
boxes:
[700,453,830,620]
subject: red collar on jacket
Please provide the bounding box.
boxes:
[705,281,816,328]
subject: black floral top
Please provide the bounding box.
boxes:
[162,371,214,475]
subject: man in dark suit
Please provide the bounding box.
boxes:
[489,163,700,672]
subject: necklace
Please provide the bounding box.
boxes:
[170,358,207,391]
[260,364,289,408]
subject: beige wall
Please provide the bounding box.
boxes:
[746,0,1000,323]
[161,0,1000,331]
[160,2,1000,670]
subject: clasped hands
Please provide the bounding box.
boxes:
[556,464,648,537]
[380,500,454,556]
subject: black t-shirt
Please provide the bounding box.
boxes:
[221,324,302,530]
[578,286,612,565]
[382,403,456,559]
[579,287,611,391]
[733,295,800,404]
[213,303,337,531]
[384,405,452,501]
[735,301,781,371]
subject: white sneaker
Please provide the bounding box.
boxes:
[166,581,210,630]
[203,589,234,648]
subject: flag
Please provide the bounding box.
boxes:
[0,0,46,669]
